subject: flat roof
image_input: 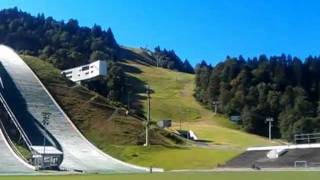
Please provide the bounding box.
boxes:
[30,146,63,155]
[61,60,106,72]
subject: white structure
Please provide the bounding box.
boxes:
[266,148,287,159]
[30,146,63,169]
[61,60,107,82]
[247,143,320,151]
[189,130,198,141]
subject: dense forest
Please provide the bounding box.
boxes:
[195,55,320,141]
[0,7,118,69]
[0,7,194,104]
[0,8,193,73]
[0,7,127,103]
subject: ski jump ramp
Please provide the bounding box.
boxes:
[0,45,153,173]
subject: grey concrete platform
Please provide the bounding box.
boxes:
[224,148,320,168]
[0,45,149,173]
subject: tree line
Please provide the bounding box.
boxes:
[152,46,194,74]
[0,7,127,103]
[195,54,320,141]
[0,8,194,73]
[0,7,118,69]
[0,8,194,105]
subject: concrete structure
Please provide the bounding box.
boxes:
[266,148,287,159]
[31,146,63,169]
[0,45,153,173]
[177,130,198,141]
[157,119,172,128]
[188,130,198,141]
[61,60,107,82]
[246,143,320,151]
[0,128,35,173]
[224,143,320,168]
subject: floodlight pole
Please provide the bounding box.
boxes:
[266,117,274,141]
[212,101,220,115]
[41,112,51,168]
[145,85,151,147]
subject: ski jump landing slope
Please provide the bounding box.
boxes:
[0,128,34,173]
[0,45,150,173]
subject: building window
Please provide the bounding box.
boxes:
[66,75,72,78]
[64,71,72,75]
[82,66,89,71]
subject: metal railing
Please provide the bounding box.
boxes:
[0,116,30,163]
[294,133,320,144]
[0,92,32,148]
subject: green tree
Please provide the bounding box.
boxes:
[106,61,126,102]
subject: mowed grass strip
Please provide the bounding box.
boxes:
[1,172,320,180]
[124,61,279,148]
[104,145,240,170]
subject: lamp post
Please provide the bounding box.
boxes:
[265,117,274,141]
[144,85,151,147]
[41,112,51,168]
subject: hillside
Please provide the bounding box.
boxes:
[19,52,279,170]
[21,55,176,147]
[122,57,279,147]
[92,48,280,170]
[21,55,237,170]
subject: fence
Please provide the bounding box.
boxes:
[294,133,320,144]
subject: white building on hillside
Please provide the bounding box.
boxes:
[61,60,107,82]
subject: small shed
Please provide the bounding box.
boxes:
[230,115,241,123]
[157,120,172,128]
[31,146,63,169]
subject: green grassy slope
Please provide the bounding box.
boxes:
[122,60,279,148]
[109,58,281,169]
[21,53,280,170]
[21,55,241,170]
[21,55,174,147]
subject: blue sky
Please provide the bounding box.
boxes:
[1,0,320,65]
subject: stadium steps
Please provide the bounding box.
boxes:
[224,148,320,168]
[0,45,150,173]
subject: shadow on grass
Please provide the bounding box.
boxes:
[195,139,213,143]
[117,47,155,66]
[120,62,157,120]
